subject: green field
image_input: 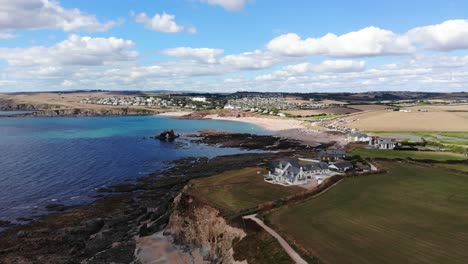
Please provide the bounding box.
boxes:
[434,163,468,172]
[267,162,468,264]
[369,131,468,152]
[188,167,302,214]
[350,148,467,161]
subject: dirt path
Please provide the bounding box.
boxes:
[243,214,308,264]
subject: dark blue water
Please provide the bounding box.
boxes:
[0,115,269,223]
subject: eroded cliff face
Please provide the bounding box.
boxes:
[31,107,157,117]
[162,192,247,264]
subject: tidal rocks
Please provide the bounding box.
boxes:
[0,220,12,227]
[153,129,180,141]
[45,203,69,212]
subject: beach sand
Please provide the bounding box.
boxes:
[206,115,346,146]
[158,111,194,117]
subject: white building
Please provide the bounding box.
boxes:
[265,159,330,186]
[190,97,207,102]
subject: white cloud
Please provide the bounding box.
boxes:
[406,19,468,51]
[133,12,196,33]
[267,27,414,57]
[198,0,247,11]
[254,60,366,81]
[0,34,137,66]
[0,33,18,39]
[0,0,120,32]
[220,50,288,70]
[2,54,468,93]
[314,60,366,73]
[161,47,224,63]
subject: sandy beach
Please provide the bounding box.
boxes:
[206,115,346,146]
[157,111,194,117]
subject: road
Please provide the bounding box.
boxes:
[243,214,308,264]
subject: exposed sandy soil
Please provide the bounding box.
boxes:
[344,109,468,132]
[158,111,194,117]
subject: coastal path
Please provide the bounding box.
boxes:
[242,214,308,264]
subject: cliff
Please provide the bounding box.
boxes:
[0,98,159,117]
[31,107,158,117]
[135,191,248,264]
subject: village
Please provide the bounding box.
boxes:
[79,95,223,110]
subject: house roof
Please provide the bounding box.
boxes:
[304,162,329,171]
[269,159,300,171]
[319,149,346,156]
[378,138,397,144]
[331,161,353,169]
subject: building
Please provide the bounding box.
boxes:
[266,159,332,186]
[266,159,307,185]
[329,161,354,172]
[319,149,346,162]
[348,132,370,143]
[369,137,400,149]
[302,162,329,177]
[190,97,207,102]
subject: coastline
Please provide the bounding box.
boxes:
[0,130,312,263]
[204,114,347,147]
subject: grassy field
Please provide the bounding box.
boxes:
[434,163,468,172]
[343,108,468,131]
[350,148,467,161]
[284,107,360,117]
[347,104,391,111]
[267,162,468,264]
[187,167,303,214]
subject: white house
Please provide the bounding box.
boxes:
[266,159,332,186]
[302,162,329,177]
[348,132,370,143]
[266,160,307,185]
[190,97,207,102]
[369,137,400,149]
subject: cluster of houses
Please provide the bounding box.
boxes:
[265,150,356,186]
[80,96,220,110]
[348,133,400,150]
[224,96,343,116]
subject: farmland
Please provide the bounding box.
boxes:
[284,107,360,117]
[349,148,467,161]
[343,109,468,131]
[267,162,468,264]
[347,104,392,111]
[187,167,303,214]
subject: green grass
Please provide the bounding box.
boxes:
[267,162,468,264]
[188,167,303,214]
[435,163,468,172]
[369,131,468,152]
[350,148,466,161]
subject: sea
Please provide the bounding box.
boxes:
[0,114,269,224]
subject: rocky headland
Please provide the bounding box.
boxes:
[0,98,160,117]
[0,131,313,263]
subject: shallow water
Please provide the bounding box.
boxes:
[0,115,269,222]
[0,110,35,116]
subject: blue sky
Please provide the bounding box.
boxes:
[0,0,468,92]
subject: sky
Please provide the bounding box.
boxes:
[0,0,468,93]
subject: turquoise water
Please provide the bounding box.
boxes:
[0,115,269,223]
[0,110,35,116]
